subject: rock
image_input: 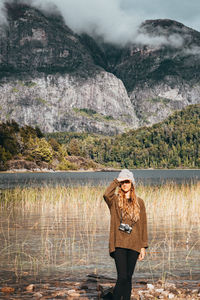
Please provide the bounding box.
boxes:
[67,289,78,294]
[67,292,81,297]
[138,290,145,299]
[33,292,43,298]
[26,284,35,292]
[79,284,89,290]
[144,292,154,298]
[0,72,139,135]
[42,283,50,289]
[52,290,68,297]
[147,283,155,290]
[1,286,15,293]
[1,277,200,300]
[162,290,169,297]
[155,288,164,293]
[164,282,176,290]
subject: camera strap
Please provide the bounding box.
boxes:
[120,211,135,227]
[120,211,123,223]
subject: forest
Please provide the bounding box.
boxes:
[0,122,77,171]
[0,104,199,170]
[47,104,200,169]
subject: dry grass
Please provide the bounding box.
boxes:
[0,182,199,280]
[138,182,200,222]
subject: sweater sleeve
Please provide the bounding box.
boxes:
[140,199,148,249]
[103,178,119,209]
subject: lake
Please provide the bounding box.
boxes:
[0,169,200,189]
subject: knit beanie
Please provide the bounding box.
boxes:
[117,169,135,186]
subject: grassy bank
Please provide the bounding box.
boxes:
[0,182,199,280]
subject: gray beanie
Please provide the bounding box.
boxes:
[117,169,135,186]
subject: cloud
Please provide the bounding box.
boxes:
[0,0,199,48]
[33,0,143,45]
[0,0,7,23]
[135,33,184,48]
[183,46,200,56]
[32,0,187,47]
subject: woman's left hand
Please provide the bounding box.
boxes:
[138,248,146,261]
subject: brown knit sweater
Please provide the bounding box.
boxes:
[103,179,148,258]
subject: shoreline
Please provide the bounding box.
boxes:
[0,273,199,299]
[1,167,200,174]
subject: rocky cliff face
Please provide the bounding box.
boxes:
[0,72,138,134]
[85,19,200,126]
[0,3,200,134]
[0,2,138,135]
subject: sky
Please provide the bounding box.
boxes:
[0,0,200,46]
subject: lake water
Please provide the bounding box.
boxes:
[0,170,199,284]
[0,169,200,189]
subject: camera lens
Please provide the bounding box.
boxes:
[125,225,129,231]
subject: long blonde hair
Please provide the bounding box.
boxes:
[118,184,140,222]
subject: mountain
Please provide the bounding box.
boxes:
[0,2,200,135]
[81,19,200,125]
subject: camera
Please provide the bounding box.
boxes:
[119,222,132,234]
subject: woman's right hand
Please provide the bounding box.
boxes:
[138,248,146,261]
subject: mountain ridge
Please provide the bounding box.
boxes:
[0,2,200,134]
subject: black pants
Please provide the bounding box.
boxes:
[113,247,139,300]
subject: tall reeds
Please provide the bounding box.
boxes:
[0,182,199,280]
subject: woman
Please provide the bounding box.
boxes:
[103,169,148,300]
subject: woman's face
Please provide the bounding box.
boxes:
[120,180,132,193]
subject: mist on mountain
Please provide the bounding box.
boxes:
[1,0,199,49]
